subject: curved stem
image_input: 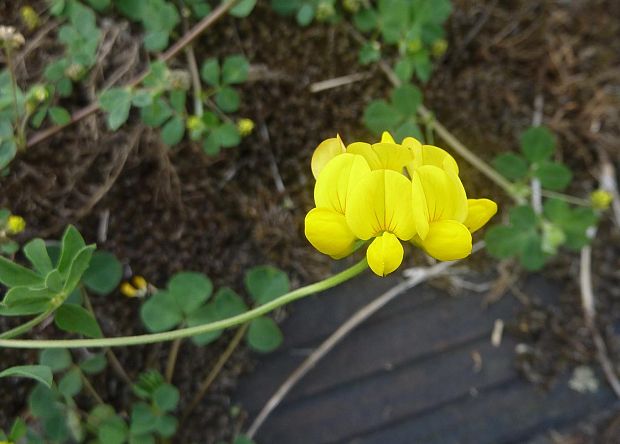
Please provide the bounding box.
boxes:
[0,306,55,339]
[0,259,368,349]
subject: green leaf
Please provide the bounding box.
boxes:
[543,198,570,222]
[58,367,83,398]
[98,416,128,444]
[214,287,247,317]
[0,299,51,316]
[62,245,96,293]
[8,418,27,442]
[132,90,153,107]
[79,353,107,374]
[520,233,546,271]
[169,89,186,113]
[45,269,63,293]
[492,153,529,181]
[168,272,213,315]
[200,58,220,86]
[509,205,537,230]
[221,55,250,85]
[353,8,378,32]
[296,3,315,26]
[48,106,72,125]
[57,225,86,277]
[390,83,422,117]
[142,61,168,88]
[82,251,123,296]
[0,256,43,287]
[130,402,157,435]
[155,415,177,437]
[0,365,53,388]
[86,0,111,11]
[412,50,432,83]
[140,97,173,127]
[140,291,183,332]
[99,88,133,130]
[40,349,72,372]
[55,303,103,338]
[144,30,169,52]
[161,116,185,145]
[393,119,423,143]
[215,87,240,112]
[24,239,53,275]
[202,133,221,155]
[363,100,402,134]
[152,383,179,412]
[358,42,381,65]
[28,383,60,419]
[0,140,17,171]
[484,225,523,259]
[214,123,241,148]
[230,0,257,17]
[534,161,572,191]
[247,317,283,353]
[520,126,556,163]
[245,266,290,305]
[394,57,414,83]
[3,286,55,307]
[186,303,221,346]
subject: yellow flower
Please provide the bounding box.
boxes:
[305,153,370,259]
[346,168,416,276]
[237,118,255,137]
[120,275,149,298]
[432,39,448,57]
[411,166,497,260]
[20,6,40,31]
[590,189,613,210]
[305,132,498,276]
[310,134,346,179]
[6,215,26,234]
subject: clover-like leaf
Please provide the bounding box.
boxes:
[167,272,213,315]
[247,317,283,353]
[520,126,556,163]
[140,291,183,332]
[82,251,123,296]
[55,303,102,338]
[40,349,72,373]
[245,266,290,305]
[0,365,53,388]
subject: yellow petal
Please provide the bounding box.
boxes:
[381,131,395,143]
[420,220,472,261]
[464,198,498,233]
[314,153,371,214]
[411,165,468,240]
[346,169,416,241]
[366,232,404,276]
[311,134,346,179]
[408,142,459,176]
[304,208,358,259]
[347,142,412,172]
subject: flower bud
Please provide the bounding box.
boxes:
[6,215,26,234]
[237,118,255,137]
[590,189,613,210]
[20,6,40,31]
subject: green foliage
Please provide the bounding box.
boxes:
[0,365,53,388]
[485,197,599,269]
[245,265,290,305]
[55,303,103,338]
[82,250,123,295]
[494,125,572,191]
[0,225,95,317]
[271,0,339,27]
[247,316,283,352]
[363,83,423,140]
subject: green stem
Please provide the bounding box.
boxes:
[0,306,56,339]
[0,259,368,349]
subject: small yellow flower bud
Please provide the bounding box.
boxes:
[29,84,48,103]
[316,2,336,21]
[6,215,26,234]
[590,189,613,210]
[432,39,448,57]
[120,282,138,298]
[132,275,148,290]
[237,118,255,137]
[342,0,361,13]
[20,6,41,31]
[186,115,203,131]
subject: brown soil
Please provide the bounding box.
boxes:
[1,0,620,442]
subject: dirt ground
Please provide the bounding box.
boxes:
[1,0,620,442]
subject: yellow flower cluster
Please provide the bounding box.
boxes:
[304,132,498,276]
[120,275,148,298]
[6,215,26,235]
